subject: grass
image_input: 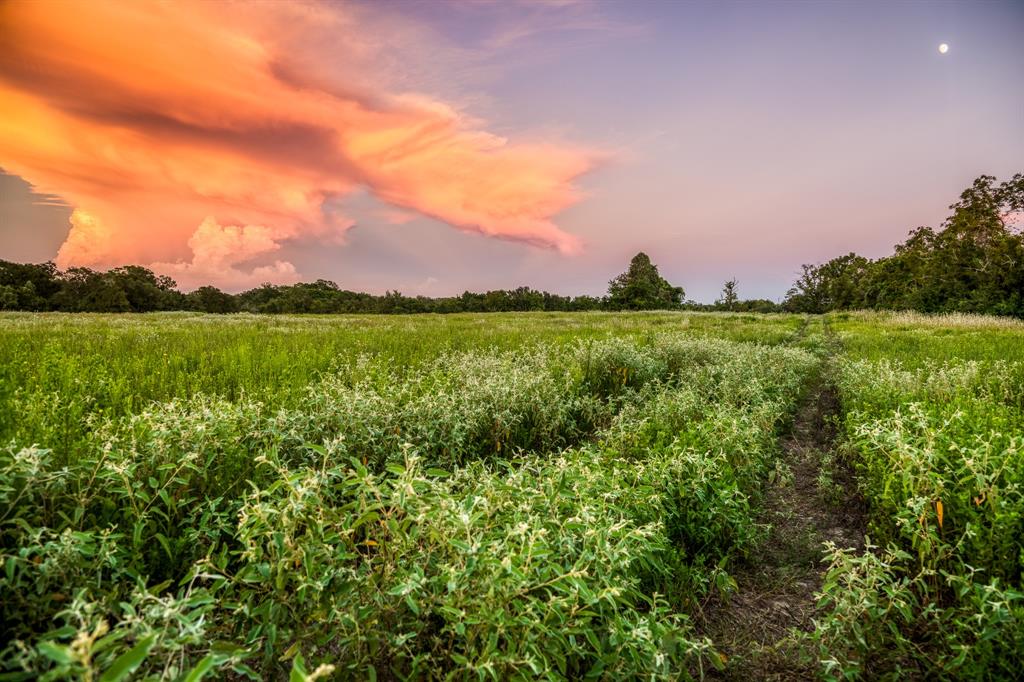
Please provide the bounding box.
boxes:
[816,311,1024,679]
[0,312,810,680]
[0,310,1021,680]
[0,311,803,463]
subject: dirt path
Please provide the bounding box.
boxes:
[699,321,867,679]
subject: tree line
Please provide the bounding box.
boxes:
[0,252,700,314]
[782,173,1024,316]
[1,173,1019,316]
[0,249,790,314]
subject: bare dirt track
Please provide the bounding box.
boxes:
[699,325,867,680]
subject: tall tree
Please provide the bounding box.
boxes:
[606,252,685,310]
[0,260,60,310]
[108,265,180,312]
[784,173,1024,318]
[51,268,131,312]
[188,286,239,314]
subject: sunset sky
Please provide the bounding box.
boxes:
[1,0,1022,301]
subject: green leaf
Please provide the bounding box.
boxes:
[289,653,308,682]
[154,533,173,559]
[182,654,217,682]
[351,511,379,530]
[99,634,156,682]
[37,641,72,665]
[92,629,129,655]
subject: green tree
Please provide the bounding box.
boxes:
[0,284,17,310]
[606,253,684,310]
[785,173,1024,318]
[783,264,826,313]
[188,286,238,313]
[0,260,60,310]
[735,299,781,313]
[51,268,130,312]
[107,266,179,312]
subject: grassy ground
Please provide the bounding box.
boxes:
[0,310,1021,680]
[815,311,1024,679]
[699,318,867,679]
[0,311,803,460]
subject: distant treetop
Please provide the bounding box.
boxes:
[784,173,1024,318]
[605,252,685,310]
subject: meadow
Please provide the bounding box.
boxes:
[0,311,1021,680]
[817,311,1024,678]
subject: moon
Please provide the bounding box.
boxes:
[939,43,949,54]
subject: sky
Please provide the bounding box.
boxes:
[1,0,1022,301]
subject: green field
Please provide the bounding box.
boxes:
[1,311,1021,680]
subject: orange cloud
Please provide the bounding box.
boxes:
[0,0,593,288]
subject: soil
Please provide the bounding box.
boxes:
[698,327,868,680]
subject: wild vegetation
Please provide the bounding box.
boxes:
[0,312,812,679]
[0,310,1021,680]
[815,311,1024,679]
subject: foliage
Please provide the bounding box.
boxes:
[4,310,1020,679]
[815,311,1024,679]
[0,311,805,462]
[785,173,1024,318]
[0,319,815,680]
[606,253,685,311]
[186,286,238,314]
[0,253,689,315]
[715,279,739,311]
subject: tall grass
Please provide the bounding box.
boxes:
[10,310,1018,679]
[816,312,1024,679]
[0,323,815,680]
[0,311,803,463]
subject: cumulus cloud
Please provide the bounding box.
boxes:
[55,209,116,269]
[0,0,595,288]
[152,218,299,291]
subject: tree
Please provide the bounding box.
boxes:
[606,253,685,310]
[51,268,130,312]
[188,286,238,313]
[784,173,1024,318]
[108,265,179,312]
[784,264,824,313]
[0,260,60,310]
[716,278,739,311]
[0,284,17,310]
[735,299,781,313]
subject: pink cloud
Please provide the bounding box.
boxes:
[151,218,299,291]
[56,209,116,269]
[0,0,595,288]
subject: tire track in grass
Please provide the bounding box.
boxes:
[699,316,868,680]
